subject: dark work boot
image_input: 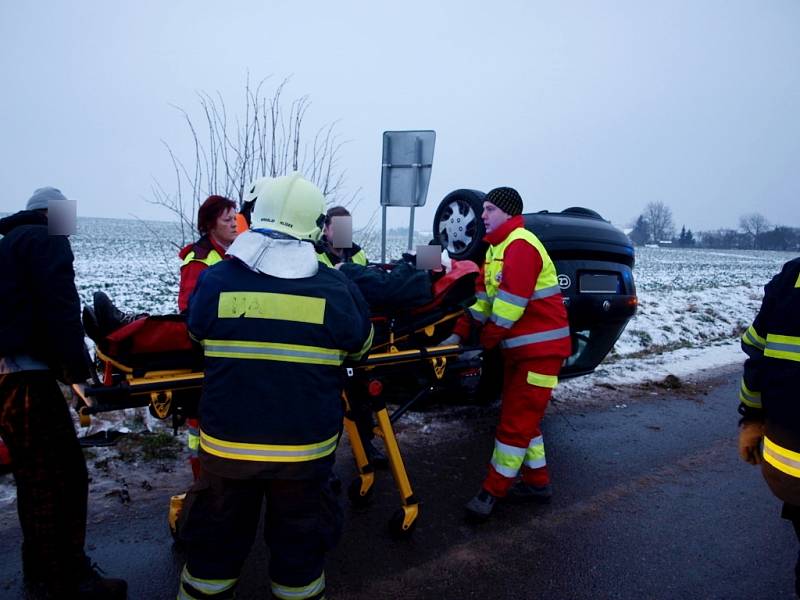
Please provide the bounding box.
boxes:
[93,291,144,336]
[507,481,553,504]
[75,558,128,599]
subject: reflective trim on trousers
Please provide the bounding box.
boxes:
[523,435,546,469]
[500,326,571,349]
[763,436,800,479]
[178,565,237,599]
[490,439,526,478]
[271,572,325,600]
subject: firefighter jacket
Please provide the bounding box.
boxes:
[454,215,571,360]
[740,257,800,506]
[187,236,373,479]
[0,210,89,383]
[315,237,367,268]
[178,234,228,313]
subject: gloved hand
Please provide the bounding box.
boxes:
[438,333,461,347]
[738,421,764,465]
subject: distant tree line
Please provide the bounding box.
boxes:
[628,202,799,250]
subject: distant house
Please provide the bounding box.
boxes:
[658,240,673,247]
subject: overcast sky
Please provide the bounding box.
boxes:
[1,1,798,234]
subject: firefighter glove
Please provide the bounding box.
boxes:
[738,421,764,465]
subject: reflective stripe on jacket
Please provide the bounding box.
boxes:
[187,258,373,475]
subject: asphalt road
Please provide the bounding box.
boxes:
[0,365,796,599]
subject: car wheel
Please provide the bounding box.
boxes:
[432,189,487,261]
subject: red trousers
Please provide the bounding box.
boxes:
[483,356,562,497]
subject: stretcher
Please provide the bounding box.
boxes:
[78,260,480,538]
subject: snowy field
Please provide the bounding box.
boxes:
[69,218,793,376]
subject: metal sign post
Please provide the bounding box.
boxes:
[379,130,435,262]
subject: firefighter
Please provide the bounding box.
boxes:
[738,257,800,597]
[316,205,368,267]
[314,205,386,469]
[443,187,571,521]
[176,173,373,600]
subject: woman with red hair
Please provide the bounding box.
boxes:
[177,195,239,313]
[177,195,238,479]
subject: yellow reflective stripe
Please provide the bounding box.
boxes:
[491,298,525,328]
[490,439,526,478]
[203,339,346,366]
[742,325,766,351]
[200,430,338,463]
[218,291,325,324]
[272,573,325,600]
[352,249,367,266]
[180,565,237,596]
[527,371,558,389]
[764,334,800,362]
[795,272,800,288]
[181,249,223,268]
[317,252,334,267]
[348,324,374,361]
[738,377,762,408]
[524,435,546,469]
[763,436,800,479]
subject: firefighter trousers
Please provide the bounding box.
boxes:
[178,469,341,600]
[0,371,89,594]
[483,356,562,497]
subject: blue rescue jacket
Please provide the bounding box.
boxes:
[187,257,373,477]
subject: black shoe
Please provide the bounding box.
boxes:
[82,305,102,343]
[24,559,127,600]
[364,440,389,469]
[93,291,143,336]
[76,559,128,599]
[507,481,553,504]
[464,489,498,522]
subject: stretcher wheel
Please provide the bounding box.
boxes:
[388,506,418,539]
[347,476,373,507]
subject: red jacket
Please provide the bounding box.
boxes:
[178,235,228,313]
[454,215,571,360]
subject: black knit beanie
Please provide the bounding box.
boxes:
[485,187,523,216]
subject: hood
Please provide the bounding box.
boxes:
[227,230,319,279]
[0,210,47,236]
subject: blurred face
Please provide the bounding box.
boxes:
[482,201,511,234]
[210,207,238,246]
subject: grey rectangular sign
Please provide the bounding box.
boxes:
[380,130,435,207]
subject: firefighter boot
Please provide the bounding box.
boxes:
[464,489,498,522]
[507,481,553,504]
[75,559,128,600]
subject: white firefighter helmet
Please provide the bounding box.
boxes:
[246,172,326,242]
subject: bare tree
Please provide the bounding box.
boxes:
[643,201,674,243]
[739,213,771,249]
[150,75,364,249]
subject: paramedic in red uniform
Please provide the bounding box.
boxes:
[446,186,571,521]
[176,173,373,600]
[176,195,239,478]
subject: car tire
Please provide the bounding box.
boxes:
[432,189,487,262]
